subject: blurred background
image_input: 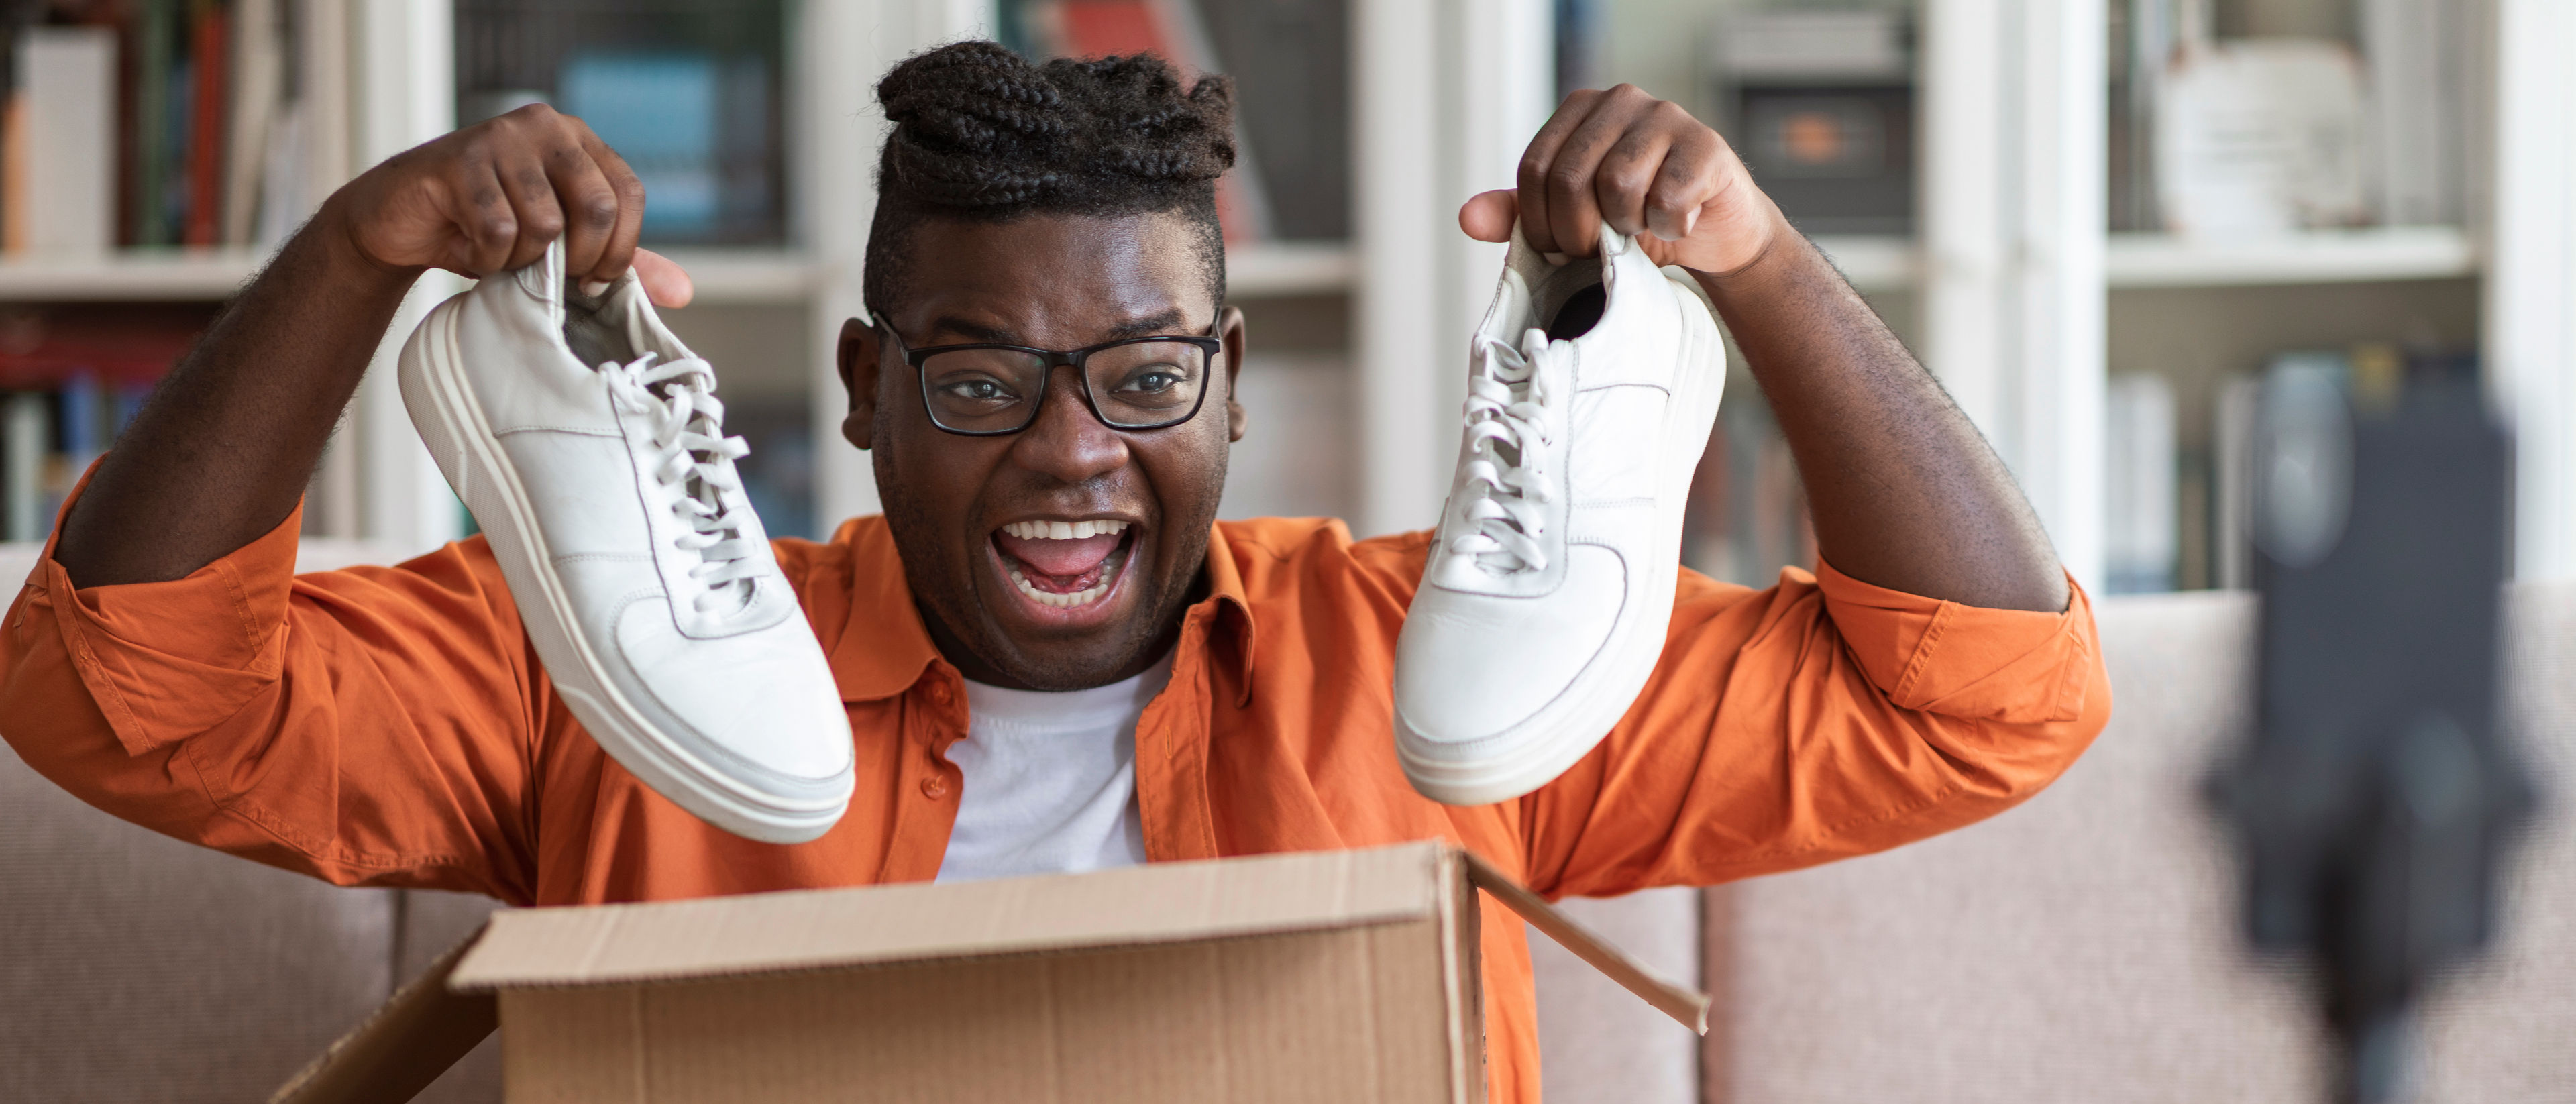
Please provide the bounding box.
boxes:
[0,1,2571,1103]
[0,0,2565,596]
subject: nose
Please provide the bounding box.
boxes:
[1008,364,1130,486]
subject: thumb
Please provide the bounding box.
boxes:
[1458,189,1518,243]
[633,248,696,309]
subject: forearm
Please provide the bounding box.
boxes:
[1693,217,2068,612]
[54,200,423,587]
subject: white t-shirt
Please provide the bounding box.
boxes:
[932,653,1173,883]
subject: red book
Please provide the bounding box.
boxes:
[182,1,227,247]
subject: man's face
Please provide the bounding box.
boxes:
[838,212,1246,691]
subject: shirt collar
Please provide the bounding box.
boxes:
[825,516,1257,705]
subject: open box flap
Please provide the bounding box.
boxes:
[1460,851,1713,1034]
[268,931,498,1104]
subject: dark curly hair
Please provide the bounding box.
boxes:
[863,41,1236,319]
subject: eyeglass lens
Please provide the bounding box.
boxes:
[920,342,1210,433]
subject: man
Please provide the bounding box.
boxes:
[1,43,2104,1102]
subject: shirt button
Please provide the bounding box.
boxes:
[920,775,949,799]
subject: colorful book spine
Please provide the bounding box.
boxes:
[184,0,229,247]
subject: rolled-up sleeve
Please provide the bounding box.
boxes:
[1,490,541,901]
[1520,559,2110,899]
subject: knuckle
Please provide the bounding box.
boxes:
[1546,164,1591,195]
[578,192,620,230]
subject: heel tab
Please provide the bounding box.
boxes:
[508,239,569,329]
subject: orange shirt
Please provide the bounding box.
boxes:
[3,496,2108,1103]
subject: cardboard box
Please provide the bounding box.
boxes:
[270,842,1705,1103]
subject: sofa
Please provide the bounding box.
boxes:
[7,541,2571,1101]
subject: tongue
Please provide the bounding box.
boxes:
[996,531,1122,578]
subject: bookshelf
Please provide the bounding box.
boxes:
[11,1,2571,588]
[1575,0,2576,591]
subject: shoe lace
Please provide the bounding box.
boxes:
[1447,331,1555,574]
[603,353,762,614]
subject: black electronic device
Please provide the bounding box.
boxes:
[2210,362,2536,1103]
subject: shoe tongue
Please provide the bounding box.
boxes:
[996,532,1122,577]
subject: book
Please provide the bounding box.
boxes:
[183,0,229,247]
[2106,372,2179,594]
[224,0,282,245]
[2360,0,2466,227]
[13,25,119,254]
[2,391,41,541]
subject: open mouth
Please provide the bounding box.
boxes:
[991,519,1137,610]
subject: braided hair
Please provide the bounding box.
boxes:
[863,41,1236,317]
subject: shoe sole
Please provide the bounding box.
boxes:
[1396,270,1726,806]
[400,300,848,844]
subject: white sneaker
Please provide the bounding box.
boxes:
[398,242,855,843]
[1393,225,1727,806]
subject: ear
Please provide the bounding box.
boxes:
[1218,304,1248,443]
[837,315,881,451]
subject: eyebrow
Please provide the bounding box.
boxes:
[926,307,1194,347]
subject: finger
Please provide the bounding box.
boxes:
[1644,124,1725,241]
[446,160,518,275]
[576,127,648,283]
[545,137,623,278]
[1515,89,1605,256]
[633,249,695,308]
[1458,189,1518,243]
[1593,126,1674,239]
[1536,85,1658,258]
[494,150,567,271]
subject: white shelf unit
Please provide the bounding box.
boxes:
[2106,227,2480,288]
[15,1,2574,587]
[1576,0,2576,588]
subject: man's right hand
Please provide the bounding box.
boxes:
[327,103,693,307]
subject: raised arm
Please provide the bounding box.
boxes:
[1460,85,2068,613]
[53,105,681,587]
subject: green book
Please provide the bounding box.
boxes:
[131,0,175,247]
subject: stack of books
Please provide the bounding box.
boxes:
[2,0,326,255]
[0,305,214,542]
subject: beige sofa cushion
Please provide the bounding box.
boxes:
[0,739,402,1102]
[1706,587,2576,1103]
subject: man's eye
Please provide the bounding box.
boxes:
[1116,370,1181,394]
[940,378,1014,402]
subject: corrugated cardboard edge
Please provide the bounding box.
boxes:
[449,842,1449,993]
[1460,851,1712,1035]
[267,926,499,1104]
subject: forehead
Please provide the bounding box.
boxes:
[892,212,1210,347]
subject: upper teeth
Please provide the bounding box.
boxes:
[1001,519,1130,540]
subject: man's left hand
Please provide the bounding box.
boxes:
[1458,85,1784,278]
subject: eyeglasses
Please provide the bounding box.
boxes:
[881,319,1224,437]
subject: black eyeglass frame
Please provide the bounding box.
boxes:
[881,319,1227,437]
